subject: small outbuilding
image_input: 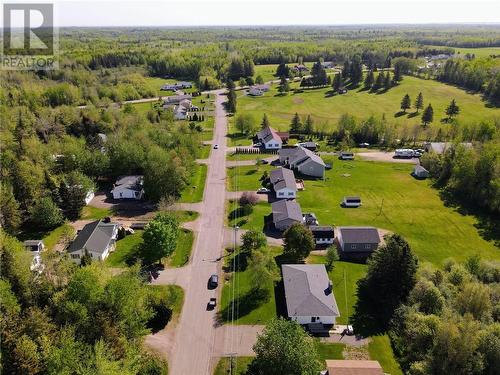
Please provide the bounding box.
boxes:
[310,226,335,246]
[336,226,381,259]
[324,360,384,375]
[413,165,429,179]
[24,240,45,253]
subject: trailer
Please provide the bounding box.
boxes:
[395,149,415,158]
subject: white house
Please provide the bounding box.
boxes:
[256,126,283,149]
[111,175,144,200]
[269,167,297,199]
[68,220,119,264]
[310,226,335,246]
[282,264,340,326]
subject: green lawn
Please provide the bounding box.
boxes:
[167,229,194,267]
[232,75,499,133]
[106,227,195,268]
[213,357,253,375]
[301,159,498,265]
[227,201,269,232]
[227,164,272,191]
[42,223,75,251]
[81,206,113,220]
[172,210,199,223]
[106,230,144,267]
[219,246,282,325]
[179,164,207,203]
[226,153,262,161]
[368,335,403,375]
[316,341,345,362]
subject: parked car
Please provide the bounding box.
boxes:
[207,297,217,310]
[344,325,354,336]
[257,187,270,194]
[208,274,218,289]
[261,159,269,164]
[254,142,262,147]
[213,144,219,149]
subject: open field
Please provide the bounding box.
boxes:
[213,357,253,375]
[369,335,403,375]
[227,164,272,191]
[232,76,499,134]
[105,222,195,268]
[425,45,500,58]
[227,201,269,231]
[179,164,207,203]
[81,205,113,220]
[219,246,282,325]
[300,158,498,265]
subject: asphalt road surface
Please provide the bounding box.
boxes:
[167,90,229,375]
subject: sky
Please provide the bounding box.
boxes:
[3,0,500,27]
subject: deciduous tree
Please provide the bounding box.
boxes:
[283,223,315,262]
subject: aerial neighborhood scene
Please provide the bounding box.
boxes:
[1,1,500,374]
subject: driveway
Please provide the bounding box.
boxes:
[213,325,264,357]
[357,151,418,164]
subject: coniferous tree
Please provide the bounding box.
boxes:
[364,70,375,90]
[278,76,290,95]
[400,94,411,113]
[384,72,392,90]
[261,114,270,129]
[311,61,328,86]
[332,73,342,92]
[289,113,303,134]
[342,60,350,79]
[227,87,237,113]
[422,104,434,127]
[414,92,424,113]
[393,64,402,83]
[445,99,460,120]
[373,73,384,91]
[276,62,290,78]
[304,115,314,135]
[349,56,363,85]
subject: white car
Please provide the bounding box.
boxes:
[213,144,219,149]
[254,142,262,147]
[257,187,270,194]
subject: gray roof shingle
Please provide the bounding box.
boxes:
[338,227,380,244]
[270,168,297,192]
[282,264,340,317]
[68,220,117,255]
[257,126,281,144]
[272,200,303,225]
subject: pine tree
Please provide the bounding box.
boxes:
[342,60,350,79]
[227,87,237,113]
[304,115,314,135]
[373,73,384,91]
[393,64,402,82]
[445,99,460,120]
[278,76,290,95]
[290,113,303,134]
[400,94,411,113]
[332,73,342,92]
[421,104,434,127]
[414,92,424,113]
[364,70,375,90]
[261,114,270,129]
[384,72,392,90]
[350,56,363,85]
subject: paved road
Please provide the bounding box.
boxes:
[160,90,229,375]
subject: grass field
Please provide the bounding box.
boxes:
[179,164,207,203]
[81,206,113,220]
[425,45,500,59]
[42,223,75,251]
[106,226,195,268]
[227,164,272,191]
[368,335,403,375]
[227,201,269,231]
[219,246,282,325]
[300,158,498,265]
[213,357,253,375]
[232,75,499,134]
[316,341,345,362]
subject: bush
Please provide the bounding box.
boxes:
[239,192,259,206]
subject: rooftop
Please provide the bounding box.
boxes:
[257,126,282,144]
[68,220,118,255]
[282,264,339,318]
[112,175,144,193]
[337,227,380,244]
[271,199,303,224]
[270,167,297,192]
[325,360,384,375]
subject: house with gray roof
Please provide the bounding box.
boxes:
[111,175,144,200]
[271,200,303,231]
[282,264,340,326]
[270,167,297,199]
[279,146,326,178]
[68,220,119,264]
[256,126,283,149]
[336,226,381,259]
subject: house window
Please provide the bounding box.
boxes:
[288,192,293,196]
[364,244,371,249]
[71,254,80,259]
[351,244,357,249]
[278,192,284,196]
[311,317,316,323]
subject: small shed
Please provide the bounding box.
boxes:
[24,240,45,253]
[413,165,429,179]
